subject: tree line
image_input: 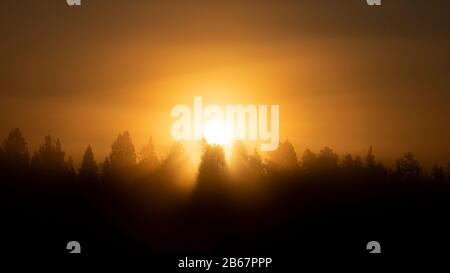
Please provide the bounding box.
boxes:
[1,127,449,256]
[1,128,448,184]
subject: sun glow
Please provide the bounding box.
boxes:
[203,119,234,145]
[170,96,280,151]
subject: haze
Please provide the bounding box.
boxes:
[1,0,449,168]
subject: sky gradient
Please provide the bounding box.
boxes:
[1,0,449,168]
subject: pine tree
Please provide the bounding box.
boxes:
[366,146,376,169]
[79,145,98,180]
[396,152,423,181]
[31,135,66,172]
[109,131,136,174]
[1,128,29,168]
[138,137,159,173]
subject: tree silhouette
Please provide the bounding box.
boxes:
[161,142,190,171]
[159,142,193,192]
[366,146,376,169]
[230,141,250,172]
[430,165,445,183]
[1,127,450,257]
[316,146,338,170]
[396,152,423,181]
[301,148,317,171]
[248,148,266,176]
[79,145,98,181]
[31,135,66,172]
[267,140,298,170]
[341,153,354,169]
[66,155,75,176]
[198,144,226,182]
[138,137,159,174]
[353,155,363,169]
[195,144,227,201]
[229,142,265,184]
[108,131,136,175]
[1,128,29,169]
[101,157,112,179]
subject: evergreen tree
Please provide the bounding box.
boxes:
[430,165,445,183]
[31,135,66,172]
[79,145,98,180]
[354,155,363,168]
[1,128,29,168]
[366,146,376,169]
[248,148,265,176]
[317,146,338,170]
[342,153,354,169]
[138,137,159,173]
[396,152,423,181]
[101,157,112,179]
[301,148,317,171]
[267,140,298,170]
[195,144,227,200]
[108,131,136,174]
[230,141,250,171]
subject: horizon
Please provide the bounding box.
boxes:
[1,127,447,171]
[1,1,450,170]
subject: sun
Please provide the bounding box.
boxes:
[203,119,233,145]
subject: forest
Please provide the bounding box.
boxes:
[1,128,449,258]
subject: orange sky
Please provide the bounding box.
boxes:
[1,1,449,168]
